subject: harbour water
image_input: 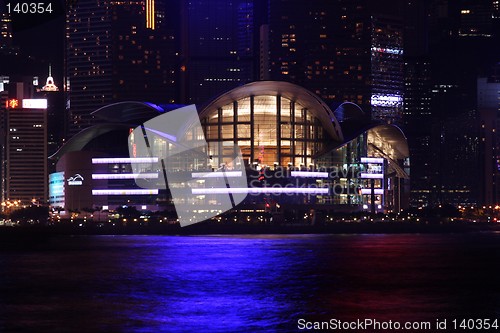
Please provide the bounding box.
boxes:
[1,233,500,332]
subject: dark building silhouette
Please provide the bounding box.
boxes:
[179,0,257,104]
[403,57,433,207]
[479,64,500,205]
[424,0,500,206]
[36,66,66,174]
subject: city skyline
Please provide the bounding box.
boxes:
[3,3,500,332]
[1,0,499,209]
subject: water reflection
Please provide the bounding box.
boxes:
[1,234,500,332]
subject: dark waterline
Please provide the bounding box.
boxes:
[1,233,500,332]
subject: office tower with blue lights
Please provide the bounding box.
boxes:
[368,16,404,124]
[65,0,178,137]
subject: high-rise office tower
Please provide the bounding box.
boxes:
[179,0,256,104]
[265,0,404,124]
[267,1,336,99]
[66,0,178,137]
[38,66,66,169]
[369,16,404,124]
[399,0,436,207]
[1,77,48,206]
[403,57,433,207]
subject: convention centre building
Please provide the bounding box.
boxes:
[49,81,409,220]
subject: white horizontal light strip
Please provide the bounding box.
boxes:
[92,189,159,195]
[361,157,384,164]
[192,187,329,195]
[191,171,243,178]
[360,173,384,179]
[22,99,48,109]
[92,173,158,180]
[92,157,159,164]
[290,171,329,178]
[361,189,384,195]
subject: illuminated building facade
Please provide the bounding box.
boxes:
[50,151,161,213]
[51,81,410,216]
[0,79,48,207]
[66,0,177,137]
[369,16,404,124]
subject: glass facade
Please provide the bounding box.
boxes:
[53,82,411,214]
[200,95,326,168]
[315,136,366,206]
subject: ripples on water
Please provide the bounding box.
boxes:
[1,233,500,332]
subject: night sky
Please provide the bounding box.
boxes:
[1,0,65,81]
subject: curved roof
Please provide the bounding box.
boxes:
[92,101,164,123]
[333,102,366,122]
[366,124,410,179]
[53,82,410,178]
[92,102,188,123]
[199,81,344,142]
[316,122,409,158]
[49,123,132,160]
[367,124,409,159]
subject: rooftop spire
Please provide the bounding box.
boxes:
[41,64,59,92]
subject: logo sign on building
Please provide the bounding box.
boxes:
[6,99,19,109]
[22,99,48,109]
[67,174,84,186]
[128,105,248,227]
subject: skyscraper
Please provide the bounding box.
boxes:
[368,16,404,124]
[1,77,48,206]
[66,0,178,136]
[38,66,66,170]
[179,0,256,104]
[265,0,404,124]
[403,57,433,207]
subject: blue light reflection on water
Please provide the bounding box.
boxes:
[1,233,500,332]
